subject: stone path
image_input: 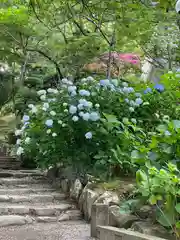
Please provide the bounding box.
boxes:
[0,169,92,240]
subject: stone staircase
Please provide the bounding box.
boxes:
[0,169,82,226]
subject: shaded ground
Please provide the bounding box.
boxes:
[0,221,93,240]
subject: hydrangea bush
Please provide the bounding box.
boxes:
[15,72,180,176]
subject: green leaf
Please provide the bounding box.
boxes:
[156,124,167,132]
[175,203,180,213]
[149,195,158,205]
[103,113,120,123]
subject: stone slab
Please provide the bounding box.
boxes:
[97,226,168,240]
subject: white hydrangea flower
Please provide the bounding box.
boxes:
[86,76,94,81]
[16,139,21,145]
[47,129,51,134]
[72,116,79,122]
[50,111,56,116]
[62,78,68,84]
[17,147,24,156]
[15,129,22,136]
[42,102,49,111]
[95,104,100,108]
[122,82,128,87]
[58,120,63,125]
[25,137,31,144]
[129,107,134,112]
[64,109,68,113]
[52,133,57,137]
[37,90,46,96]
[28,104,34,109]
[31,107,37,114]
[63,103,68,107]
[40,95,46,101]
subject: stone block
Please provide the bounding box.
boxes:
[91,203,109,238]
[97,226,168,240]
[61,179,70,193]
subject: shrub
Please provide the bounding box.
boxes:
[14,73,179,177]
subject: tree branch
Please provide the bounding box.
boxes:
[27,48,63,79]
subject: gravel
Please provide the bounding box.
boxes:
[0,221,94,240]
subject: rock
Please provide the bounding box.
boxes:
[46,166,58,179]
[0,215,33,227]
[109,205,139,228]
[70,179,83,200]
[136,205,153,219]
[131,221,175,239]
[61,179,70,193]
[36,216,57,223]
[95,191,119,206]
[58,210,82,221]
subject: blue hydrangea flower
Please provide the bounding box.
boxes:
[135,93,142,97]
[45,119,53,127]
[22,115,30,122]
[144,87,152,94]
[128,87,134,93]
[68,86,77,93]
[83,101,93,108]
[154,84,164,92]
[125,98,129,103]
[78,104,84,110]
[71,91,77,97]
[69,105,77,114]
[79,111,84,117]
[135,98,143,105]
[79,89,90,97]
[85,131,92,139]
[100,79,110,87]
[79,99,87,105]
[89,112,100,121]
[82,112,90,121]
[164,130,171,136]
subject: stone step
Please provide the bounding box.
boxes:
[0,203,76,216]
[0,210,82,227]
[0,170,44,178]
[0,177,49,185]
[0,183,53,189]
[0,215,33,227]
[0,193,67,203]
[0,188,57,195]
[36,210,82,222]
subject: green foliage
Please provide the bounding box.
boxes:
[132,120,180,169]
[136,163,180,235]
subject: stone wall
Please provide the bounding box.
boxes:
[48,168,174,240]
